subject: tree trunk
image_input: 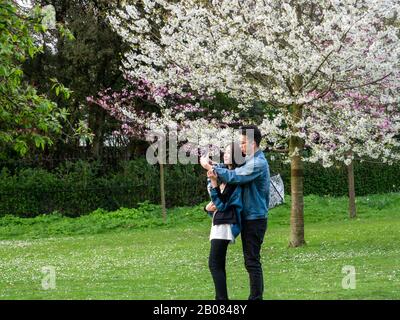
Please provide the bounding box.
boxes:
[89,107,105,159]
[347,159,357,219]
[160,163,167,224]
[289,104,306,247]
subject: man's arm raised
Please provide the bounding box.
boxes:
[213,159,264,185]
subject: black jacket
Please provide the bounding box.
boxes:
[204,184,239,225]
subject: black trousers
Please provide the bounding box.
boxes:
[209,239,230,300]
[241,218,268,300]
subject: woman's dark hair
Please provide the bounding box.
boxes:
[226,141,245,169]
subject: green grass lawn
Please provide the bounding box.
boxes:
[0,193,399,300]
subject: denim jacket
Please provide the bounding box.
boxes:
[213,150,270,220]
[205,179,243,238]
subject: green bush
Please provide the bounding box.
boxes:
[0,156,399,217]
[268,155,400,197]
[0,159,208,217]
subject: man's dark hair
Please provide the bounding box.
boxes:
[239,125,262,147]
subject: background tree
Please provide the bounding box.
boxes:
[0,0,70,158]
[301,93,400,219]
[22,0,128,160]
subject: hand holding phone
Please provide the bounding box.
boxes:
[200,152,213,170]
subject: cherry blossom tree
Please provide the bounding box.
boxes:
[309,93,399,219]
[87,75,201,222]
[87,74,242,221]
[108,0,400,247]
[86,74,242,159]
[261,91,400,219]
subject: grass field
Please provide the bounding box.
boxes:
[0,194,399,300]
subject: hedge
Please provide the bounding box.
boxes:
[0,155,399,217]
[268,155,400,197]
[0,159,207,217]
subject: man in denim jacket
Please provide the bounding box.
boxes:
[201,125,270,300]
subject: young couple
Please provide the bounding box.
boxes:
[200,125,270,300]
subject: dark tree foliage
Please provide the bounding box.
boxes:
[23,0,128,161]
